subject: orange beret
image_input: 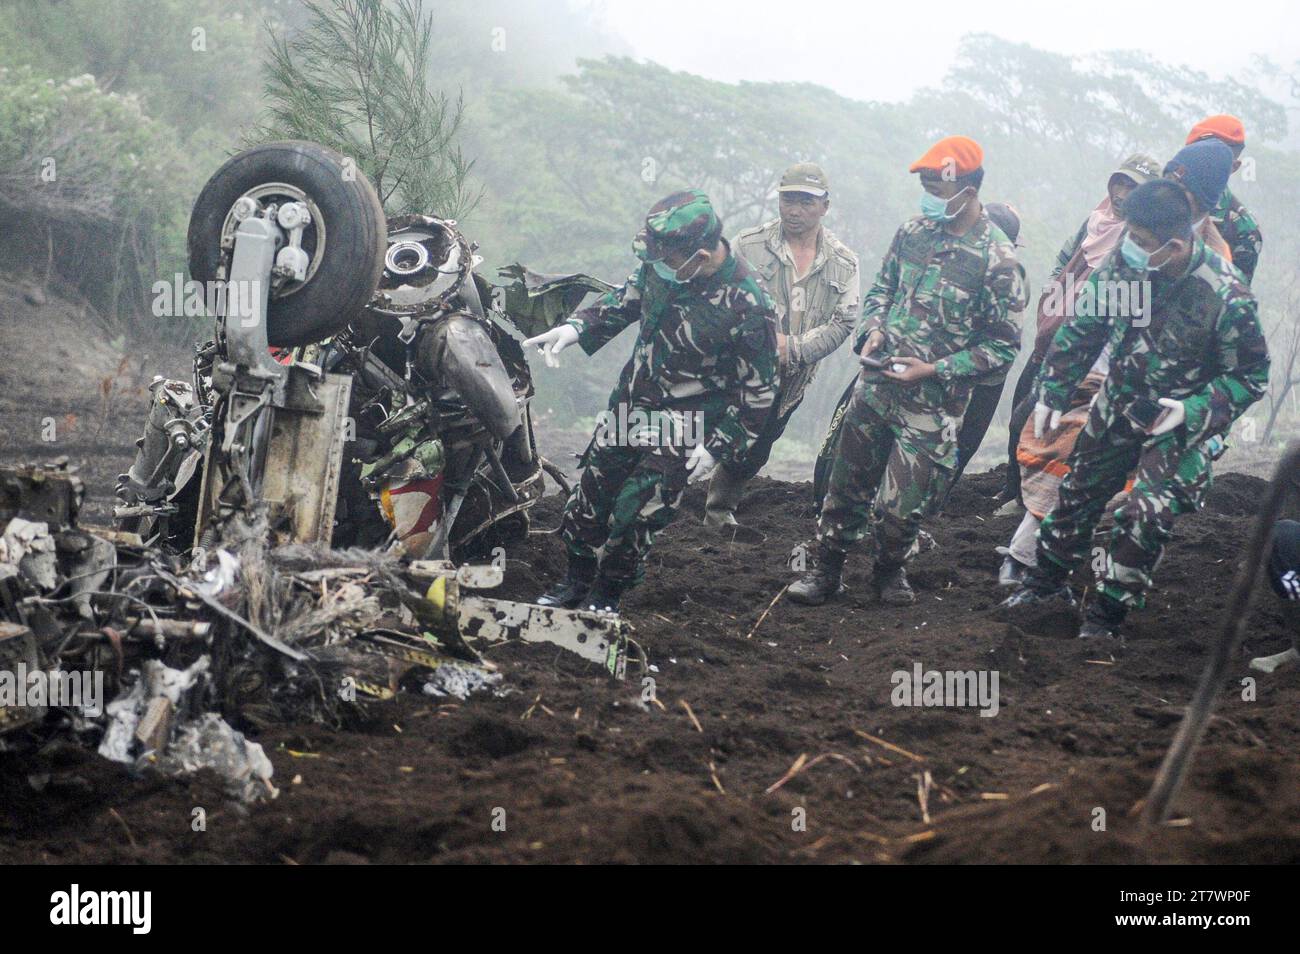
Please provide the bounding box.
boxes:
[1186,114,1245,147]
[909,135,983,176]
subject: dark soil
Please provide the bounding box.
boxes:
[3,452,1299,863]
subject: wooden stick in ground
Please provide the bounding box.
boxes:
[1141,442,1300,829]
[854,728,926,763]
[108,807,138,850]
[707,759,726,795]
[765,753,809,795]
[915,770,933,824]
[765,752,860,795]
[746,585,789,639]
[679,699,704,733]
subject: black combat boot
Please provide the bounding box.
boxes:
[703,467,744,527]
[584,576,629,614]
[997,554,1029,588]
[788,544,847,606]
[873,562,915,606]
[1000,563,1076,610]
[537,554,597,609]
[1079,593,1126,642]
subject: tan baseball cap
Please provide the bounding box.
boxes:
[1111,153,1161,186]
[778,162,829,197]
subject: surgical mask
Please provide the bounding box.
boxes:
[1121,234,1172,272]
[921,188,966,222]
[652,249,707,284]
[652,260,683,283]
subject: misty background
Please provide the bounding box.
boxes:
[1,0,1297,477]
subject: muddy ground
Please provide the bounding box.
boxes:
[4,459,1299,863]
[4,281,1300,864]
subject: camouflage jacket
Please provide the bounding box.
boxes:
[855,212,1023,466]
[733,219,860,414]
[566,245,779,467]
[1211,188,1262,285]
[1039,239,1269,446]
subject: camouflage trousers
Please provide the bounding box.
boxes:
[559,438,689,585]
[1037,413,1212,609]
[817,387,953,568]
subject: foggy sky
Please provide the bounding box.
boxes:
[579,0,1299,105]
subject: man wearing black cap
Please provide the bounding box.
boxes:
[706,162,861,526]
[1002,179,1270,642]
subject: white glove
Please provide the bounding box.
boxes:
[1149,398,1185,436]
[1032,402,1063,440]
[686,442,716,483]
[522,324,580,368]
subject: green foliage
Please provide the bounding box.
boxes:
[0,0,275,339]
[0,0,266,144]
[0,65,194,335]
[0,67,186,226]
[255,0,479,218]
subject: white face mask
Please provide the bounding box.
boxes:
[921,187,969,222]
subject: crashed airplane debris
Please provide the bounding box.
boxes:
[0,142,637,797]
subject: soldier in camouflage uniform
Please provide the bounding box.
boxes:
[1002,179,1270,641]
[523,190,779,613]
[789,136,1023,607]
[1186,115,1262,285]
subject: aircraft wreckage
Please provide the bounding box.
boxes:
[0,141,637,800]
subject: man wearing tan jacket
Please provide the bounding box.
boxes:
[705,162,861,525]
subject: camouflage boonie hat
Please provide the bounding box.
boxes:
[633,189,723,262]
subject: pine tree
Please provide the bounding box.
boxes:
[256,0,479,218]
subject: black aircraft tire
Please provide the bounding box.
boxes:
[187,140,386,346]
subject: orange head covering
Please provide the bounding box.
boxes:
[909,136,983,176]
[1186,114,1245,147]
